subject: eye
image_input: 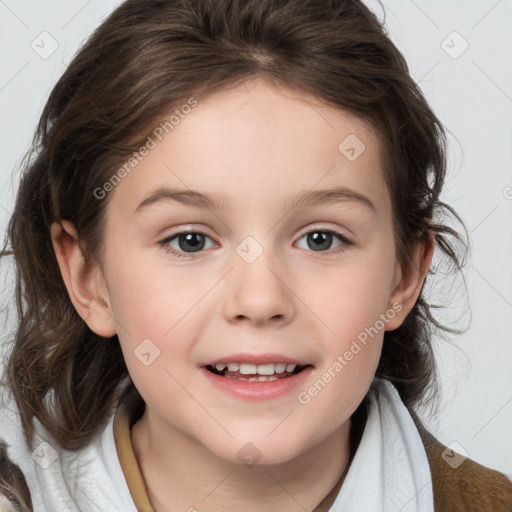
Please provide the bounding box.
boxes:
[158,231,216,258]
[158,227,352,259]
[295,228,352,253]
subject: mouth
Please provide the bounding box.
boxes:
[204,362,312,382]
[200,359,315,400]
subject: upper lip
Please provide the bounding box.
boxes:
[201,353,312,367]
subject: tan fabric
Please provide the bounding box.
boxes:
[113,400,512,511]
[113,402,155,512]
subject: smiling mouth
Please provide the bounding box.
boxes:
[205,363,311,381]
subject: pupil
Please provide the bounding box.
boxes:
[308,232,331,251]
[179,233,205,252]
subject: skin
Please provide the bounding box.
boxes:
[51,78,434,511]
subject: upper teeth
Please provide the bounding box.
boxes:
[214,362,297,375]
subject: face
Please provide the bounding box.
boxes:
[89,79,408,464]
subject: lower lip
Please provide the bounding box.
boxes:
[200,366,314,401]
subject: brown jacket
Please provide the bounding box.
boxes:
[313,400,512,512]
[410,410,512,512]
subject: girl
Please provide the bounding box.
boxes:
[1,0,511,510]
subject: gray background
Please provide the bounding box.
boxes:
[0,0,511,476]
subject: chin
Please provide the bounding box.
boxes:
[207,436,304,468]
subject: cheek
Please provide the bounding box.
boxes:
[108,249,210,338]
[108,266,202,406]
[304,239,395,389]
[310,244,396,335]
[296,261,390,439]
[105,252,220,394]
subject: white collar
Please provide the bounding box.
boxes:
[329,378,434,511]
[0,384,135,511]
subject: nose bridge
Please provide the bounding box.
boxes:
[222,234,294,324]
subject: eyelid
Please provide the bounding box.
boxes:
[157,224,215,241]
[158,227,217,246]
[297,223,353,243]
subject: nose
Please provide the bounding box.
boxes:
[222,246,296,327]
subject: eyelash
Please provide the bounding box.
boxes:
[157,228,353,259]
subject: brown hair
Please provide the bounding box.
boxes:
[0,441,33,512]
[1,0,468,451]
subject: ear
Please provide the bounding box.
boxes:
[50,220,117,337]
[385,231,435,331]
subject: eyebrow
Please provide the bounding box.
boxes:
[134,185,376,214]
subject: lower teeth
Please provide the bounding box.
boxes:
[224,375,280,382]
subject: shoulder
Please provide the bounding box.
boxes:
[0,381,136,511]
[409,409,512,512]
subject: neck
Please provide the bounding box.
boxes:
[131,409,357,512]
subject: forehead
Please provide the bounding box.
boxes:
[108,78,389,220]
